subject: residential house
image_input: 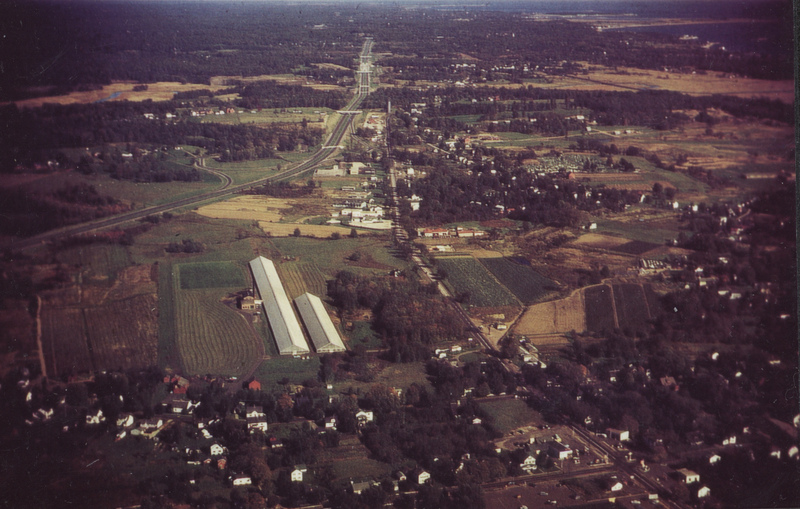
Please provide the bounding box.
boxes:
[247,380,262,391]
[520,454,537,472]
[291,465,307,482]
[210,443,224,456]
[85,409,105,425]
[246,405,265,418]
[139,417,163,431]
[697,486,711,499]
[351,481,373,494]
[324,415,338,430]
[416,470,431,484]
[247,416,269,433]
[269,437,284,449]
[356,410,374,427]
[231,475,252,486]
[677,468,700,484]
[708,454,721,465]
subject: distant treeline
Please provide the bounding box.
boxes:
[1,2,791,101]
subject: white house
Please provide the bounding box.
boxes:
[708,454,721,465]
[232,475,252,486]
[608,428,630,441]
[291,465,308,482]
[677,468,700,484]
[417,470,431,484]
[247,416,269,433]
[356,410,374,426]
[697,486,711,499]
[610,481,624,492]
[325,415,338,430]
[520,454,537,472]
[210,443,224,456]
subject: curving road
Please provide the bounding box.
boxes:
[5,39,374,253]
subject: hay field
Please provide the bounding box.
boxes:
[515,290,586,336]
[570,233,631,250]
[195,196,289,222]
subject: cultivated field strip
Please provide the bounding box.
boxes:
[275,263,307,300]
[84,295,158,371]
[515,290,586,335]
[41,307,94,376]
[436,256,520,307]
[175,289,260,376]
[612,283,652,333]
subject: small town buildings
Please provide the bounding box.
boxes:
[608,428,630,441]
[324,416,338,430]
[708,454,722,465]
[247,416,268,433]
[356,410,374,427]
[247,380,262,391]
[549,441,573,460]
[697,486,711,499]
[610,481,624,492]
[351,481,373,494]
[210,443,224,456]
[246,405,264,418]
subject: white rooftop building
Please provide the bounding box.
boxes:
[249,257,309,355]
[295,293,346,353]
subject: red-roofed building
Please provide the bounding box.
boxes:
[247,380,262,391]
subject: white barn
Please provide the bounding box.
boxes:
[249,257,310,355]
[295,293,346,353]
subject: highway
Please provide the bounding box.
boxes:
[4,39,374,253]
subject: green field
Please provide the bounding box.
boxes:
[348,321,382,349]
[479,398,543,434]
[435,256,519,307]
[479,257,557,305]
[612,283,652,334]
[253,357,321,389]
[157,260,178,371]
[178,261,247,290]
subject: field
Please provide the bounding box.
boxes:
[479,257,558,305]
[84,295,159,371]
[275,260,329,300]
[584,284,617,333]
[252,357,321,389]
[435,255,520,308]
[41,307,93,376]
[316,435,392,482]
[178,261,247,290]
[173,288,262,376]
[514,290,586,337]
[259,221,350,238]
[195,195,290,222]
[479,398,543,434]
[612,283,652,334]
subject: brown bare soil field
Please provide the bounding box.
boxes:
[555,64,795,103]
[515,289,586,336]
[196,195,289,222]
[84,294,158,371]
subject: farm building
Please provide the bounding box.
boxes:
[248,257,310,356]
[294,293,346,353]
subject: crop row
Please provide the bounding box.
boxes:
[479,257,557,305]
[178,261,247,290]
[584,284,616,333]
[436,256,519,307]
[175,289,260,376]
[84,294,158,372]
[41,307,94,377]
[612,283,652,334]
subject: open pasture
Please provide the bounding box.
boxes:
[178,261,247,290]
[436,255,519,308]
[259,221,349,238]
[584,285,617,333]
[479,257,557,305]
[174,288,262,376]
[514,290,586,336]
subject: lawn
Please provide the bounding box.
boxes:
[435,255,519,307]
[479,398,542,434]
[479,257,557,305]
[178,261,247,290]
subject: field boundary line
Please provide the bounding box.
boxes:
[607,284,620,329]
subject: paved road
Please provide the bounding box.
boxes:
[4,39,374,253]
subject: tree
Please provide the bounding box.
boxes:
[293,227,301,237]
[350,228,358,238]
